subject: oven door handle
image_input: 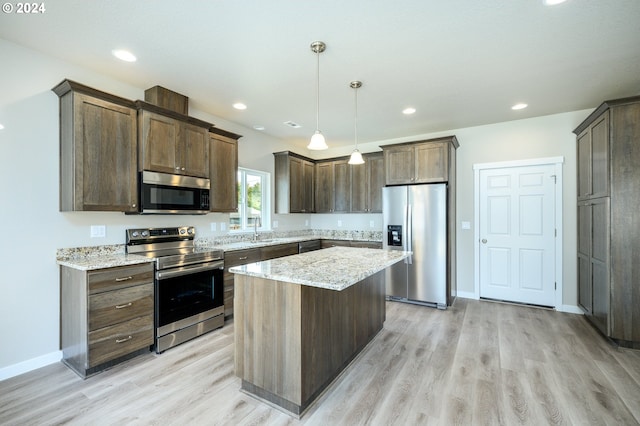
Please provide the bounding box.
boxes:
[156,261,224,280]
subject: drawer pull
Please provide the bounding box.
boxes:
[238,256,248,260]
[115,276,133,282]
[116,336,132,343]
[115,302,133,309]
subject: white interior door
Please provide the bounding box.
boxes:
[479,164,556,307]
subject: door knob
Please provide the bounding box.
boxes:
[481,239,487,244]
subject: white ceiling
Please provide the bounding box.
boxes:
[1,0,639,151]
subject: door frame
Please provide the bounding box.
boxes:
[473,157,564,309]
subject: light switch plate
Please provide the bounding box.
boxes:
[369,220,375,228]
[337,220,343,227]
[90,225,106,238]
[461,221,471,230]
[220,222,226,231]
[273,220,279,228]
[305,220,309,227]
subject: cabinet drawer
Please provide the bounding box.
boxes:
[88,315,153,368]
[224,249,261,269]
[89,283,154,331]
[260,243,298,260]
[88,263,153,294]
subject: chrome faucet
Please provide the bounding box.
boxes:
[253,217,261,242]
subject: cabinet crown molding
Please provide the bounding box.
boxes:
[380,135,459,150]
[52,79,136,109]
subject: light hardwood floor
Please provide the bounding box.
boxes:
[1,298,639,425]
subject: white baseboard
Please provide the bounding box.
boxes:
[455,291,479,300]
[557,305,584,315]
[0,351,62,381]
[454,293,584,315]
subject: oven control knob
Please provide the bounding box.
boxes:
[132,231,139,238]
[179,228,186,235]
[141,230,149,237]
[187,228,194,235]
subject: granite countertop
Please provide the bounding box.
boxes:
[229,246,409,291]
[207,236,317,251]
[57,254,154,271]
[56,232,383,271]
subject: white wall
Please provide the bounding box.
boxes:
[0,38,594,375]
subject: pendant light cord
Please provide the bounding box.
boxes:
[316,49,320,131]
[354,86,358,149]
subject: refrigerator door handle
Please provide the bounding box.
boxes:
[406,203,413,264]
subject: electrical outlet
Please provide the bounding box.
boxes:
[273,220,278,228]
[461,221,471,230]
[220,222,226,231]
[210,222,217,231]
[305,220,309,227]
[90,225,106,238]
[369,220,375,228]
[337,220,342,227]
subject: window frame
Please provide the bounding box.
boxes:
[230,167,270,233]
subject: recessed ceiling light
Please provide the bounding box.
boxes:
[512,103,528,110]
[112,49,137,62]
[233,103,247,110]
[402,107,416,115]
[544,0,567,5]
[253,125,265,131]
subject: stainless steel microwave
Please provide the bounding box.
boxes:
[139,171,210,214]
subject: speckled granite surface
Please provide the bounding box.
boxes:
[56,254,154,271]
[229,246,409,291]
[195,229,382,248]
[56,244,154,270]
[56,229,384,271]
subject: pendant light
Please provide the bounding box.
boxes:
[348,81,365,165]
[308,41,328,150]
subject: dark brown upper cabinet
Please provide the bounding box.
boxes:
[209,128,241,212]
[53,80,138,212]
[274,151,315,213]
[382,136,458,185]
[137,106,211,178]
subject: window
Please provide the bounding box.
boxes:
[230,168,270,232]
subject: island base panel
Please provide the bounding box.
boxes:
[234,271,385,416]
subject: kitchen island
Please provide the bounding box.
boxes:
[230,246,409,417]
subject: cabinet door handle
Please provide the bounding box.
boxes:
[115,276,133,282]
[115,336,132,343]
[238,256,248,260]
[181,167,185,171]
[115,302,133,309]
[175,166,180,170]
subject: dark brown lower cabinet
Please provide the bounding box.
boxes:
[60,263,154,378]
[577,198,610,334]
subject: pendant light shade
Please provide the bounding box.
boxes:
[309,130,327,150]
[348,149,364,165]
[348,80,365,165]
[308,41,328,150]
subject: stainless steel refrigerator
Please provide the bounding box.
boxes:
[383,183,447,309]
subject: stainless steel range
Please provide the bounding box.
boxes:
[126,226,224,353]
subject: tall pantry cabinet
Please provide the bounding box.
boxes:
[574,95,640,348]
